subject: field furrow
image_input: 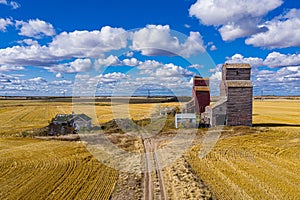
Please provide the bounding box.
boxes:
[188,128,300,199]
[0,138,118,200]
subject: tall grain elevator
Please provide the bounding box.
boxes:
[220,63,253,126]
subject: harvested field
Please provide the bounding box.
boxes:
[188,100,300,199]
[253,100,300,125]
[0,99,299,199]
[189,128,300,199]
[0,99,180,199]
[0,100,180,136]
[0,100,72,136]
[0,138,118,199]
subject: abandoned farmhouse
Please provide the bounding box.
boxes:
[47,113,92,135]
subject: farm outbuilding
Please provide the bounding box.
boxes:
[175,113,197,128]
[71,114,92,130]
[48,113,92,135]
[203,97,227,126]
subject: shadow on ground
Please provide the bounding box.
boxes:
[253,123,300,127]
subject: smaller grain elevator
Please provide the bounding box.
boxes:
[185,76,210,114]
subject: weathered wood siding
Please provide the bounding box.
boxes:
[220,81,227,97]
[226,87,253,126]
[223,68,251,80]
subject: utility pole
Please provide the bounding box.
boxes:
[147,89,150,98]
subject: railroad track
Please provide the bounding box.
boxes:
[142,137,167,200]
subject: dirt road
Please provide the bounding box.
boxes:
[143,137,167,200]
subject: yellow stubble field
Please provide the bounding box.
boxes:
[188,100,300,199]
[0,99,299,199]
[0,100,180,136]
[0,99,179,199]
[0,138,118,199]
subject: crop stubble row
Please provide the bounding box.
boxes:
[188,129,300,199]
[0,138,118,199]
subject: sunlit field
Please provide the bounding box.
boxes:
[0,99,299,199]
[0,99,180,199]
[188,100,300,199]
[253,99,299,124]
[0,99,180,136]
[0,138,118,199]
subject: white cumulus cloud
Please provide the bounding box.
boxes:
[0,26,129,70]
[99,72,128,83]
[73,72,128,96]
[264,52,300,68]
[252,66,300,95]
[155,63,195,77]
[226,52,300,68]
[226,54,264,67]
[210,45,217,51]
[50,80,72,86]
[246,9,300,48]
[135,59,195,80]
[96,55,121,67]
[0,43,55,66]
[189,0,283,41]
[49,26,129,58]
[0,0,20,9]
[49,59,93,73]
[29,77,47,83]
[0,18,13,31]
[55,73,62,78]
[16,19,56,38]
[0,64,24,72]
[122,58,141,66]
[125,51,134,57]
[96,55,142,68]
[131,25,205,57]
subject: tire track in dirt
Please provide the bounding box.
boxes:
[142,137,167,200]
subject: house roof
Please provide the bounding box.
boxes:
[53,114,73,123]
[73,114,92,121]
[53,113,91,123]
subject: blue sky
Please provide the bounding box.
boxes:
[0,0,299,96]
